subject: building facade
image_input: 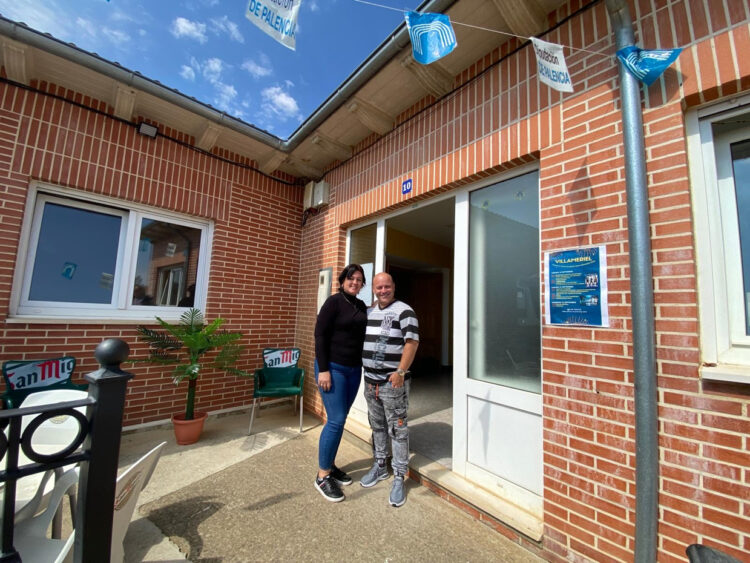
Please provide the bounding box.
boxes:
[1,0,749,561]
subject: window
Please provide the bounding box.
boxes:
[689,98,750,382]
[468,171,541,392]
[12,183,212,320]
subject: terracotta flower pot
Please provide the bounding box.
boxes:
[171,411,208,445]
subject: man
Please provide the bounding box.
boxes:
[360,272,419,507]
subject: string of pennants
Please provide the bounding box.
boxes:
[243,0,681,90]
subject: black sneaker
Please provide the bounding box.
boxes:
[330,465,353,486]
[315,475,344,502]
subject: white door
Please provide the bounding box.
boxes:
[453,170,543,516]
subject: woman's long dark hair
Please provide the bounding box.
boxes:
[338,264,366,287]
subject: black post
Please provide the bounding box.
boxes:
[73,339,133,563]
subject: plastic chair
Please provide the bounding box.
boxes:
[686,544,743,563]
[12,441,167,563]
[7,388,89,536]
[13,466,79,563]
[248,348,305,434]
[110,441,166,563]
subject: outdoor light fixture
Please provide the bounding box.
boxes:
[137,122,158,138]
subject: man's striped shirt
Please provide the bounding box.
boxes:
[362,300,419,383]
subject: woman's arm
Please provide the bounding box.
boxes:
[314,294,338,373]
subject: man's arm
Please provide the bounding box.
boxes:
[389,338,419,388]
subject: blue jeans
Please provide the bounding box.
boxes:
[315,361,362,470]
[364,379,410,477]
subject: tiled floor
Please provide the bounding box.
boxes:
[409,369,453,468]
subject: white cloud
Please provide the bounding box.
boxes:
[183,57,246,117]
[261,86,302,120]
[241,54,273,79]
[102,27,131,47]
[75,17,98,40]
[202,57,225,83]
[109,9,141,25]
[180,65,196,81]
[170,17,207,43]
[308,1,320,11]
[214,82,238,108]
[210,16,244,43]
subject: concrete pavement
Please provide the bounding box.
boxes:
[119,405,544,562]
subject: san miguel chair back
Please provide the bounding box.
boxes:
[2,356,88,409]
[248,348,304,435]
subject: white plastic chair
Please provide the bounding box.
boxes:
[11,441,166,563]
[14,389,88,533]
[13,466,79,563]
[110,441,166,562]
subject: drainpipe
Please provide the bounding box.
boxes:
[605,1,658,561]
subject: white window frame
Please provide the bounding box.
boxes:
[687,94,750,383]
[9,182,213,322]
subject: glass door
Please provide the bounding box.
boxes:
[454,169,543,519]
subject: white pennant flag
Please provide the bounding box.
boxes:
[531,37,573,93]
[245,0,300,51]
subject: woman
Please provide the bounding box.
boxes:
[314,264,368,502]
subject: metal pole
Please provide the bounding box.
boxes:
[604,1,659,561]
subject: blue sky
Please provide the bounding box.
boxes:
[0,0,422,138]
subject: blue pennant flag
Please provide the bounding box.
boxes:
[616,45,682,86]
[405,11,457,65]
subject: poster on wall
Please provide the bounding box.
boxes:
[544,246,609,327]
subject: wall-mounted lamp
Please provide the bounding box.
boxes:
[137,122,158,138]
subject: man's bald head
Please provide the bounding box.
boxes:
[372,272,395,308]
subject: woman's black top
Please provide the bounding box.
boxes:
[314,290,368,371]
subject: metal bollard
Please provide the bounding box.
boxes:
[73,338,133,563]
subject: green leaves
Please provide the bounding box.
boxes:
[135,308,248,419]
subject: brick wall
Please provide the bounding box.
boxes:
[299,1,750,561]
[0,81,303,427]
[1,0,747,559]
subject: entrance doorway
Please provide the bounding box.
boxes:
[345,170,543,536]
[384,198,455,468]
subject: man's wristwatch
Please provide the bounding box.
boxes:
[396,369,407,377]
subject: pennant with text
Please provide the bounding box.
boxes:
[245,0,300,51]
[531,37,573,93]
[405,11,457,65]
[616,45,682,86]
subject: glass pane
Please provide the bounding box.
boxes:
[133,219,201,307]
[29,202,121,304]
[731,139,750,335]
[349,223,377,306]
[469,171,540,392]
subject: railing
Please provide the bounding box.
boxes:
[0,339,133,563]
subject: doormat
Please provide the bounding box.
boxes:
[140,429,539,562]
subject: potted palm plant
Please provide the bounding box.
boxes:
[136,308,246,444]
